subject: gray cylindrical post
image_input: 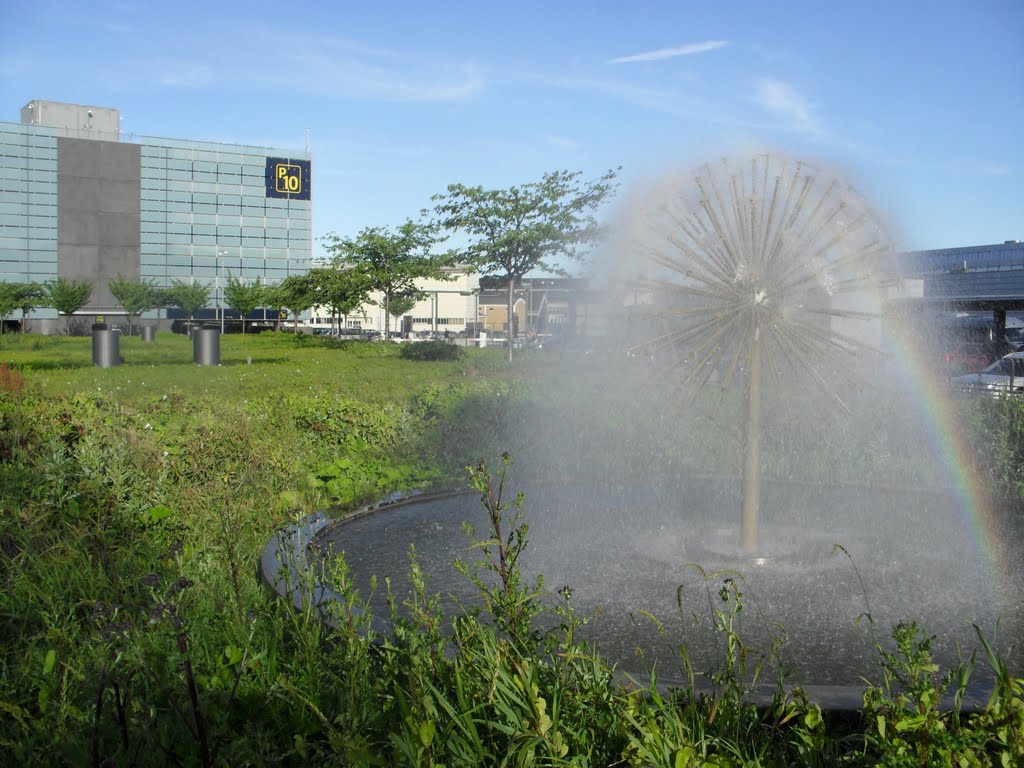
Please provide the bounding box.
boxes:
[193,327,220,366]
[141,326,156,342]
[92,329,120,368]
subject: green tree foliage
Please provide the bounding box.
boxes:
[107,274,160,336]
[165,280,211,323]
[10,281,44,332]
[222,274,265,334]
[273,273,316,333]
[0,282,18,332]
[388,291,420,324]
[44,278,93,334]
[321,220,452,341]
[307,266,372,337]
[433,168,619,360]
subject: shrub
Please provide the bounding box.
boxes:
[399,340,465,362]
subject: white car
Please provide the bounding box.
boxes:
[951,352,1024,396]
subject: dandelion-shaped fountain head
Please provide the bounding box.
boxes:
[623,152,894,551]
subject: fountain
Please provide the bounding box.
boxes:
[307,152,1024,695]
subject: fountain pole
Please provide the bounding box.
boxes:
[740,321,763,552]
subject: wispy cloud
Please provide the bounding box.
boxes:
[61,18,485,105]
[285,51,483,102]
[530,71,763,130]
[608,40,728,64]
[546,135,579,150]
[754,79,819,133]
[978,164,1014,176]
[160,61,215,89]
[224,23,484,103]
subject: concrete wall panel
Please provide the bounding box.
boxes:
[58,137,140,310]
[99,179,143,213]
[59,210,100,243]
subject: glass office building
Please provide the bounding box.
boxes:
[1,100,311,332]
[900,240,1024,301]
[0,121,59,288]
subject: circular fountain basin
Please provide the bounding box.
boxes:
[312,478,1024,694]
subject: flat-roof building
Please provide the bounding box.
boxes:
[1,99,311,332]
[900,240,1024,306]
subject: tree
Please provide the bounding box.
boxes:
[274,273,316,333]
[321,220,452,342]
[307,266,372,337]
[165,280,211,324]
[222,274,265,334]
[45,278,93,335]
[12,282,44,332]
[433,168,619,360]
[388,290,420,329]
[107,275,160,336]
[0,283,18,333]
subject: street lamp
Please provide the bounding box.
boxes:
[217,250,228,333]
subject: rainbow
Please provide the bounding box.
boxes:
[881,311,1012,606]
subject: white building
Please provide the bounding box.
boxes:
[308,268,481,337]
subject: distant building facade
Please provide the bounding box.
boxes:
[308,268,482,337]
[899,240,1024,305]
[1,99,312,333]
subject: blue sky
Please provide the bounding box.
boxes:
[1,0,1021,265]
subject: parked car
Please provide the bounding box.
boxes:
[951,352,1024,396]
[941,340,999,376]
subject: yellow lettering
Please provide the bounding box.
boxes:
[271,163,304,196]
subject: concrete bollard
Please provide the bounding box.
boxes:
[141,326,156,342]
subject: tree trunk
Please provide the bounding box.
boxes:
[383,292,391,342]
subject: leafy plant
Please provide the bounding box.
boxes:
[314,451,438,509]
[861,621,975,766]
[454,453,543,649]
[399,339,465,362]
